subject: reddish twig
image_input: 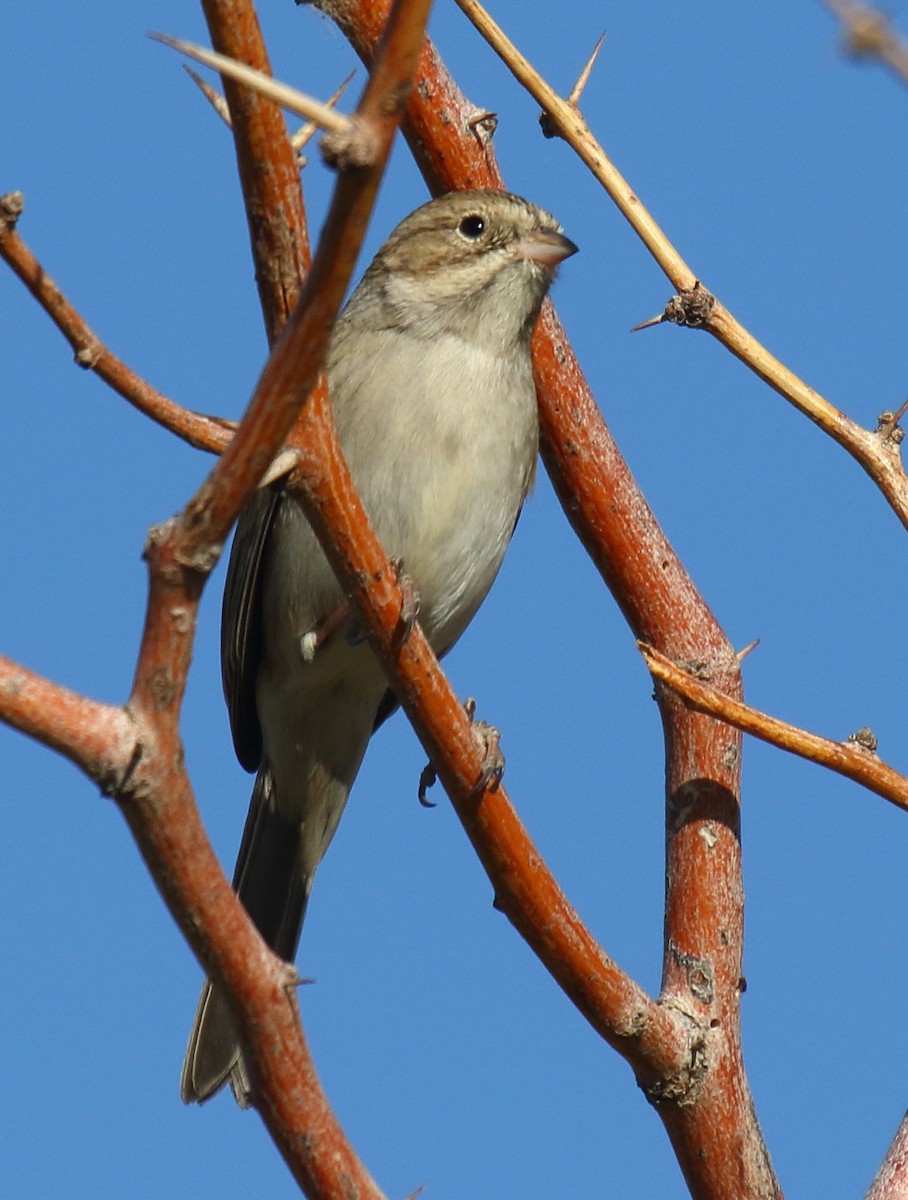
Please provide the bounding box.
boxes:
[0,192,231,455]
[0,0,435,1195]
[0,654,135,787]
[199,0,312,341]
[641,643,908,815]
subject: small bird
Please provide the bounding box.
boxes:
[180,189,576,1104]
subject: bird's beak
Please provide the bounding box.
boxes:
[514,228,578,267]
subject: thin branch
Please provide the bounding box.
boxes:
[641,643,908,815]
[0,193,231,455]
[152,34,353,134]
[291,71,357,158]
[199,0,312,343]
[0,655,135,787]
[452,0,908,534]
[183,64,233,126]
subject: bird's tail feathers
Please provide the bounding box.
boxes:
[179,768,312,1105]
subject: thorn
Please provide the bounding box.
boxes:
[568,32,606,105]
[150,32,351,135]
[290,69,355,158]
[540,32,605,138]
[183,64,232,128]
[736,639,761,663]
[633,283,715,333]
[466,109,498,145]
[258,448,301,489]
[630,312,665,333]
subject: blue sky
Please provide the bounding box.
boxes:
[3,2,908,1197]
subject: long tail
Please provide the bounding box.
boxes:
[179,769,311,1105]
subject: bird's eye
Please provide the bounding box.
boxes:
[458,215,486,239]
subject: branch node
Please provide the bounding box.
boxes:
[0,191,24,232]
[643,1002,708,1107]
[320,117,382,170]
[845,725,878,754]
[74,341,102,369]
[841,8,892,58]
[466,108,498,144]
[875,398,908,446]
[539,33,605,139]
[663,282,716,329]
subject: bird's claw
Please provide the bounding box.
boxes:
[390,556,420,645]
[417,701,504,807]
[464,698,505,797]
[418,761,438,807]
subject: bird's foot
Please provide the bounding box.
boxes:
[390,557,420,645]
[464,697,505,796]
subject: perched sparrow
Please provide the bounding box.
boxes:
[180,189,576,1104]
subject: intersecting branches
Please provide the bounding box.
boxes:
[641,644,908,816]
[1,0,434,1192]
[301,2,785,1196]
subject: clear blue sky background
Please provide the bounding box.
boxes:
[3,3,908,1197]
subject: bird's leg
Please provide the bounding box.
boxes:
[299,598,353,661]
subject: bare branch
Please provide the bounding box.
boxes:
[306,7,785,1195]
[199,0,311,343]
[641,643,908,814]
[120,1,436,1194]
[183,64,233,126]
[0,655,135,788]
[152,33,353,133]
[452,0,908,537]
[0,193,231,454]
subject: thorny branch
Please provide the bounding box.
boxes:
[453,0,908,534]
[641,644,908,815]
